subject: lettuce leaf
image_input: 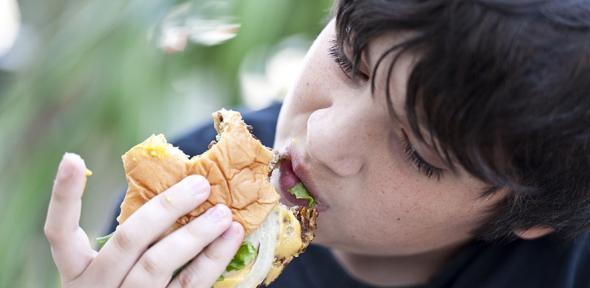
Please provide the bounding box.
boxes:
[288,183,316,208]
[226,241,257,272]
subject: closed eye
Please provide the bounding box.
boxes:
[400,129,444,180]
[328,39,369,81]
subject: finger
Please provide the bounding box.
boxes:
[44,153,95,281]
[168,222,244,288]
[87,175,210,285]
[121,204,233,287]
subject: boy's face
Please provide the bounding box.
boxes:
[273,20,504,256]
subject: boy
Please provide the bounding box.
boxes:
[46,1,590,287]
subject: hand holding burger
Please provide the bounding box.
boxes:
[45,109,317,288]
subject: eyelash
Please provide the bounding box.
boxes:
[328,40,354,77]
[399,130,443,180]
[328,39,368,81]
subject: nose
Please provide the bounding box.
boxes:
[306,107,366,177]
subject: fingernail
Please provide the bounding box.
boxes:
[204,204,230,221]
[184,175,209,196]
[222,222,244,240]
[58,163,73,180]
[58,153,79,179]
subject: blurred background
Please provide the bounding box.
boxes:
[0,0,332,286]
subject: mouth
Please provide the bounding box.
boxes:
[274,146,328,212]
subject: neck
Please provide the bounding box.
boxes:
[331,243,465,287]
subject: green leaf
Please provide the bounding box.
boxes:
[288,183,316,208]
[173,241,257,282]
[95,233,113,250]
[225,241,257,272]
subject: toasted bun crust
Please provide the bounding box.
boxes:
[117,109,280,235]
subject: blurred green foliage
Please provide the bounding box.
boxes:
[0,0,332,286]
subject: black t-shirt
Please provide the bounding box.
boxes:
[108,103,590,288]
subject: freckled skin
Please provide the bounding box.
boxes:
[273,20,505,286]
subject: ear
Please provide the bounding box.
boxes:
[513,226,554,240]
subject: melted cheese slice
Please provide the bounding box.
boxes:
[213,263,253,288]
[276,205,303,258]
[263,206,303,285]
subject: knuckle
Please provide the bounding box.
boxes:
[112,229,133,251]
[203,247,224,263]
[51,187,67,203]
[43,224,58,243]
[177,266,198,288]
[139,252,162,275]
[52,187,70,203]
[44,223,63,244]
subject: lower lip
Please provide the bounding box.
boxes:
[278,159,311,207]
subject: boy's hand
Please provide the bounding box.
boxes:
[44,153,245,288]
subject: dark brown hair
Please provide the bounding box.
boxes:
[335,0,590,241]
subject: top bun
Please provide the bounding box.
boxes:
[117,109,280,235]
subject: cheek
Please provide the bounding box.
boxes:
[325,154,494,255]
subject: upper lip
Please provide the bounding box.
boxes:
[285,144,326,209]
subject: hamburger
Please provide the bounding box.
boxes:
[98,109,318,288]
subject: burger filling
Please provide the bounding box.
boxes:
[287,182,316,208]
